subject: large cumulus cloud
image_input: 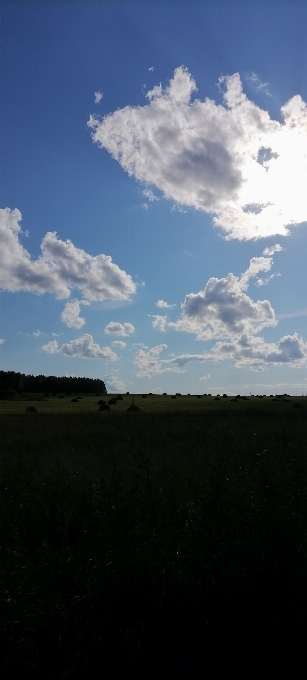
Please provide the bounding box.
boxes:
[88,67,307,240]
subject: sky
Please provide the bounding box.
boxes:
[1,0,307,395]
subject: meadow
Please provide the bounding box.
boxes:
[1,393,307,678]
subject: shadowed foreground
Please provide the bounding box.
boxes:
[1,410,307,678]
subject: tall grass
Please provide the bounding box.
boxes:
[1,409,307,678]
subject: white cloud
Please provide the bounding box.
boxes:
[105,374,126,392]
[200,374,210,381]
[156,299,176,308]
[94,91,103,103]
[153,251,281,341]
[149,66,155,71]
[263,244,283,257]
[88,66,307,240]
[133,344,184,377]
[151,315,169,331]
[202,333,307,371]
[239,245,282,289]
[41,334,118,360]
[60,300,85,329]
[142,189,159,202]
[246,72,272,97]
[0,338,5,345]
[61,335,118,359]
[147,249,307,371]
[170,276,276,341]
[33,330,42,337]
[111,340,126,349]
[256,273,280,287]
[156,333,307,373]
[104,321,135,336]
[41,340,59,354]
[0,208,136,301]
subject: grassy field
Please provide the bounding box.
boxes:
[1,391,306,415]
[1,394,307,678]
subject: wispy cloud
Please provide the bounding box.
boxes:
[0,338,5,345]
[142,189,159,202]
[94,91,103,103]
[246,72,272,97]
[133,344,184,377]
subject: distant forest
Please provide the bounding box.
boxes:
[0,371,107,395]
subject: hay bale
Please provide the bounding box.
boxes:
[71,398,79,403]
[99,404,110,411]
[126,404,141,412]
[25,406,38,412]
[97,399,106,405]
[108,398,117,405]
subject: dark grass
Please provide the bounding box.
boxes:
[1,405,307,678]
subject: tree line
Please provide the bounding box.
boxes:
[0,371,107,395]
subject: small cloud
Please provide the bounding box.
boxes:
[104,322,135,336]
[0,338,5,345]
[94,91,103,104]
[52,332,61,337]
[60,300,85,329]
[246,72,272,97]
[111,340,126,349]
[149,66,155,72]
[60,335,117,360]
[33,330,42,337]
[142,189,159,202]
[256,273,281,287]
[151,314,169,331]
[142,203,150,210]
[41,340,59,354]
[200,373,211,381]
[262,244,283,257]
[152,387,163,394]
[41,335,117,360]
[156,299,176,309]
[105,374,126,392]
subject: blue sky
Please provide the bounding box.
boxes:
[1,0,307,395]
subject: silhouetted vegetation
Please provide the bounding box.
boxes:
[0,371,107,395]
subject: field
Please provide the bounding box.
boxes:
[1,393,307,678]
